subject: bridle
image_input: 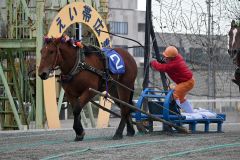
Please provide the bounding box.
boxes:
[228,48,240,63]
[45,42,64,77]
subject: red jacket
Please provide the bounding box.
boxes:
[151,54,193,84]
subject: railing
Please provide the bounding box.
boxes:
[189,99,240,113]
[189,99,240,123]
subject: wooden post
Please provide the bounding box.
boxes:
[96,95,112,128]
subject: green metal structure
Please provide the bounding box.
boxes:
[0,0,36,130]
[0,0,109,130]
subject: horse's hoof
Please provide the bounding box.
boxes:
[126,130,135,137]
[126,133,135,137]
[74,131,85,141]
[163,125,174,133]
[136,122,148,133]
[112,134,123,140]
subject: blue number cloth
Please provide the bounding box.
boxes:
[102,48,125,74]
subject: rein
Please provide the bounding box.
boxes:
[68,48,82,75]
[52,45,61,70]
[48,44,61,76]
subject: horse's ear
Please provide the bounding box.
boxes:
[43,35,52,44]
[231,20,236,28]
[63,34,70,41]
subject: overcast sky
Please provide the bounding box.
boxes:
[137,0,232,35]
[137,0,146,10]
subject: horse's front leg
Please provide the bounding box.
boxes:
[67,97,85,141]
[67,91,95,141]
[73,104,85,141]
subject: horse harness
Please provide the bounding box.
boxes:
[59,46,110,82]
[58,46,134,92]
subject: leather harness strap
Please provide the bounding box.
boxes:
[59,47,110,83]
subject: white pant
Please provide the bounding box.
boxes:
[176,99,194,113]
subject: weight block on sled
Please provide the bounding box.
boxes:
[176,113,226,133]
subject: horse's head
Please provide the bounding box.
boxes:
[228,20,240,66]
[38,35,76,80]
[38,37,61,80]
[228,20,240,90]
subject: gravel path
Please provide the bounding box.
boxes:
[0,122,240,160]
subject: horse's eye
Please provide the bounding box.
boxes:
[49,51,54,55]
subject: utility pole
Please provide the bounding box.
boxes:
[207,0,216,107]
[142,0,151,90]
[211,1,216,103]
[142,0,151,111]
[207,0,211,99]
[150,20,168,91]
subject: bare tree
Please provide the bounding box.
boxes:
[151,0,238,98]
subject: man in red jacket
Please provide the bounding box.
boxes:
[150,46,195,113]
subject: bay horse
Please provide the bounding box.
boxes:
[38,36,137,141]
[228,20,240,90]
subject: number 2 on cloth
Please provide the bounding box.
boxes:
[109,54,124,70]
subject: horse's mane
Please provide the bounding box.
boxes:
[43,35,104,58]
[83,44,102,56]
[43,35,75,46]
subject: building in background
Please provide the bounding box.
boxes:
[108,0,145,66]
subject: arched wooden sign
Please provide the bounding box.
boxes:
[48,1,111,47]
[44,2,111,129]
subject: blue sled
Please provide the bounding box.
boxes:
[132,88,226,133]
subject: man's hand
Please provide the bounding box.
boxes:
[158,58,166,64]
[150,60,159,70]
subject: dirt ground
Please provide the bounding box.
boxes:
[0,120,240,160]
